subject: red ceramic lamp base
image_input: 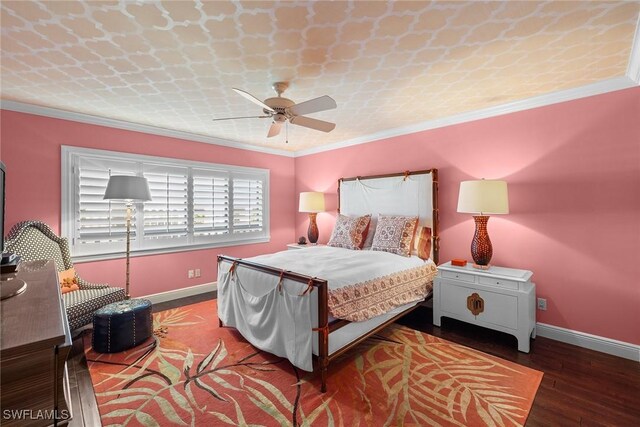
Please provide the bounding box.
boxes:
[471,215,492,266]
[307,213,319,244]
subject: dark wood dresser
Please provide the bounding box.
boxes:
[1,260,72,426]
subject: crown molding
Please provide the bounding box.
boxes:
[294,76,637,157]
[0,100,294,158]
[627,15,640,84]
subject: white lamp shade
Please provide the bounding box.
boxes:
[104,175,152,202]
[457,180,509,214]
[299,192,325,213]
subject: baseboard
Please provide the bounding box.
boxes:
[142,282,217,305]
[536,323,640,362]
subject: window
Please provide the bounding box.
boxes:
[62,146,269,261]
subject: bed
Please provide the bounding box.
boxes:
[217,169,439,392]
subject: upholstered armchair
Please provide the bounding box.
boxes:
[4,221,126,330]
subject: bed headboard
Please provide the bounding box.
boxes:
[337,169,439,264]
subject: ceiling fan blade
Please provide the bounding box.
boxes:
[212,115,271,122]
[267,121,282,138]
[232,88,275,113]
[289,115,336,133]
[287,95,337,116]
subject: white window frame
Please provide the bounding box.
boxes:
[62,146,270,262]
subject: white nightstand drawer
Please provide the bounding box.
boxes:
[478,276,518,290]
[441,270,475,283]
[441,283,518,330]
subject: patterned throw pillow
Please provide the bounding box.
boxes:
[59,267,76,284]
[414,226,432,260]
[371,215,418,257]
[327,214,371,250]
[59,268,79,294]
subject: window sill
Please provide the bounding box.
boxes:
[71,236,271,264]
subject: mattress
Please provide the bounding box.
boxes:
[247,246,430,291]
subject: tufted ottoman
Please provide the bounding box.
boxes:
[92,298,153,353]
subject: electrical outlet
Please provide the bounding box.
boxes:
[537,298,547,311]
[188,269,194,279]
[195,268,201,278]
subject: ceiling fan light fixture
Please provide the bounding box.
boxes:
[267,121,282,138]
[219,82,337,141]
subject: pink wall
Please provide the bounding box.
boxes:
[295,87,640,345]
[2,87,639,345]
[1,110,296,297]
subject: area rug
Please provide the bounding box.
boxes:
[86,300,542,426]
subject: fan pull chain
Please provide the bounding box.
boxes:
[286,121,289,144]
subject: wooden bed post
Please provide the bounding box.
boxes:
[432,169,440,265]
[217,255,224,328]
[317,279,329,393]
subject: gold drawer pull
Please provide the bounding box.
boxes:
[467,293,484,316]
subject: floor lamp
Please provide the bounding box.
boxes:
[104,175,151,299]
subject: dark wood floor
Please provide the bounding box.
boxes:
[68,293,640,426]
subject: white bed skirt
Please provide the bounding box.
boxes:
[217,262,314,371]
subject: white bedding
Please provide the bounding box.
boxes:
[217,246,434,372]
[248,246,428,291]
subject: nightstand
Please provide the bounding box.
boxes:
[287,243,327,250]
[287,243,306,250]
[433,261,536,353]
[287,243,325,250]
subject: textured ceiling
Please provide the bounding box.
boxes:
[1,1,639,152]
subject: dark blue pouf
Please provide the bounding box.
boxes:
[92,298,153,353]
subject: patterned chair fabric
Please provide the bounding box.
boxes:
[4,221,126,330]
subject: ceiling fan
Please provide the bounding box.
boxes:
[213,82,337,139]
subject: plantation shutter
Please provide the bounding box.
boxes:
[143,165,188,242]
[63,147,269,259]
[232,175,264,233]
[193,169,229,236]
[76,157,137,245]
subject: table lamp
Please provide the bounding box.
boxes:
[104,175,151,299]
[299,192,325,244]
[457,179,509,268]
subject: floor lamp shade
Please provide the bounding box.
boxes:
[104,175,151,298]
[104,175,152,202]
[299,192,325,244]
[457,180,509,266]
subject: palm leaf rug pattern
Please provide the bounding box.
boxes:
[86,300,542,426]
